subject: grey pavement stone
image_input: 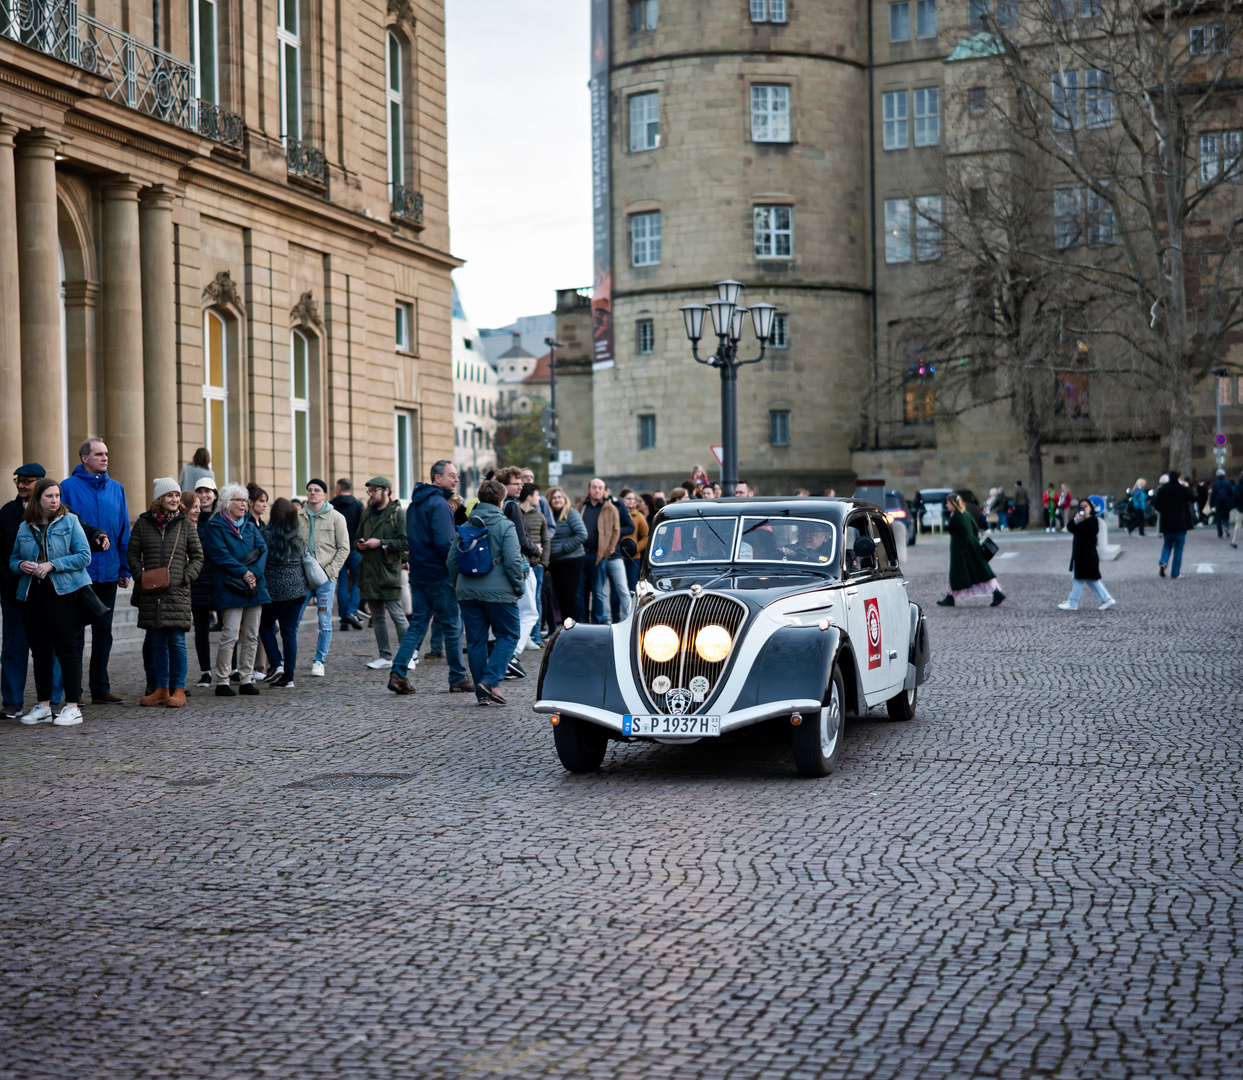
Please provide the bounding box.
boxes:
[0,526,1240,1078]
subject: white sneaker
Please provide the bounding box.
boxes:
[311,661,325,677]
[366,657,390,670]
[21,703,54,725]
[407,656,418,670]
[251,670,266,682]
[53,704,83,726]
[527,639,542,650]
[1057,602,1077,610]
[1098,597,1116,610]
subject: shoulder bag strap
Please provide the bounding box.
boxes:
[165,520,184,572]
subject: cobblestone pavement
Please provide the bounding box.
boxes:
[2,527,1241,1079]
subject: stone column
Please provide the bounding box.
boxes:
[14,129,64,475]
[139,185,177,486]
[64,280,99,446]
[99,178,147,505]
[0,120,22,471]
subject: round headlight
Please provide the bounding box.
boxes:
[694,624,732,663]
[642,624,680,663]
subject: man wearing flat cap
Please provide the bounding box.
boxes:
[356,477,409,670]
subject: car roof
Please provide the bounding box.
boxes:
[654,497,872,524]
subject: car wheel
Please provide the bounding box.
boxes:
[792,666,845,778]
[553,716,609,773]
[886,684,917,722]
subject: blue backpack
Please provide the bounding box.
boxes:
[455,520,494,576]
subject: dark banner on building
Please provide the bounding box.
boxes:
[590,0,613,370]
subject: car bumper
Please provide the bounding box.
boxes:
[532,698,824,738]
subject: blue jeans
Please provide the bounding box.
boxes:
[459,599,519,691]
[149,628,189,690]
[1066,578,1112,607]
[612,558,639,621]
[336,550,361,618]
[2,594,61,707]
[530,565,545,643]
[599,557,631,624]
[298,579,335,663]
[260,596,303,675]
[392,578,467,685]
[1159,531,1186,577]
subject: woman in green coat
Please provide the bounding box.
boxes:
[127,479,205,706]
[938,493,1005,607]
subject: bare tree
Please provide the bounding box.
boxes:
[978,0,1243,473]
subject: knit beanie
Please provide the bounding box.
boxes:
[152,477,181,501]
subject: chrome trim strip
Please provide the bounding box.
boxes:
[533,698,823,735]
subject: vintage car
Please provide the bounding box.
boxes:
[534,497,931,777]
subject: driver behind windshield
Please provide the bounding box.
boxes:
[689,523,730,560]
[781,522,835,563]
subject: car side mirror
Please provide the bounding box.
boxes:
[852,535,877,571]
[618,537,638,560]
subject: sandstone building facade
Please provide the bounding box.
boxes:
[588,0,1237,499]
[0,0,456,504]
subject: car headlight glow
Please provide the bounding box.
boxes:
[694,624,732,663]
[643,624,680,663]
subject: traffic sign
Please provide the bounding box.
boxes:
[1215,432,1227,447]
[548,461,563,478]
[708,445,723,466]
[556,450,574,464]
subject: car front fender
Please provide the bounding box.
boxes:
[732,624,843,710]
[537,622,629,713]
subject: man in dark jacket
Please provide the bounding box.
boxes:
[1233,470,1243,548]
[1209,469,1234,539]
[1154,471,1195,578]
[387,460,470,695]
[60,437,131,703]
[331,478,364,629]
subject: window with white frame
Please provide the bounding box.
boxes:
[1087,184,1115,245]
[754,205,793,258]
[1054,184,1082,248]
[916,0,936,37]
[278,0,301,141]
[769,410,790,446]
[639,414,657,450]
[770,313,789,348]
[203,309,229,481]
[630,211,662,266]
[915,195,942,260]
[395,301,414,351]
[913,87,939,146]
[883,91,908,149]
[190,0,219,106]
[386,32,405,199]
[751,84,791,143]
[889,2,910,41]
[1052,71,1079,131]
[1085,68,1112,128]
[290,329,311,493]
[884,198,911,263]
[629,91,660,152]
[629,0,658,31]
[1201,131,1242,184]
[1189,25,1213,54]
[636,317,655,355]
[750,0,787,22]
[394,410,415,500]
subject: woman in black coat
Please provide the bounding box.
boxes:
[1059,499,1116,611]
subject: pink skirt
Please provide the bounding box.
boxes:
[947,577,1003,601]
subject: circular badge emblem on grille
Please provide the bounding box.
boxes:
[651,675,672,695]
[689,675,710,702]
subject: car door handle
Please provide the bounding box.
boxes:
[845,587,859,596]
[889,650,898,659]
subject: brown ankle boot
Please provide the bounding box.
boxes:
[166,689,187,708]
[140,687,170,706]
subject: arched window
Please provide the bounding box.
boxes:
[386,31,405,203]
[291,328,310,492]
[203,309,229,480]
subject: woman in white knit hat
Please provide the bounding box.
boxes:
[127,478,204,707]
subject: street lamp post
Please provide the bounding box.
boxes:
[1211,367,1229,471]
[544,336,563,454]
[465,420,482,490]
[679,280,777,493]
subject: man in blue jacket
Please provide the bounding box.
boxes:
[60,437,131,704]
[388,460,471,695]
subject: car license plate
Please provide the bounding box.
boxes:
[622,714,721,737]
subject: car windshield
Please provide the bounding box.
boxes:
[736,517,838,567]
[648,517,738,565]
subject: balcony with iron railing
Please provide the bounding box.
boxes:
[391,183,424,227]
[1,0,244,150]
[285,137,325,185]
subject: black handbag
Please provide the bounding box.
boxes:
[223,547,262,597]
[981,536,999,561]
[76,584,109,626]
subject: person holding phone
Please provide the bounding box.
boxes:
[1059,499,1116,610]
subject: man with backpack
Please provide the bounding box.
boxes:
[446,478,526,706]
[387,460,471,696]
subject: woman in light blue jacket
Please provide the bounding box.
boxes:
[10,479,92,726]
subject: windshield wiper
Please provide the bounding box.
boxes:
[695,507,728,549]
[742,510,790,536]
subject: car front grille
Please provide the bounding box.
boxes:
[635,591,749,714]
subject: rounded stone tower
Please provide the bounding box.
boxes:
[594,0,872,491]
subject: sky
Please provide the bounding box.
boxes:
[446,0,593,331]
